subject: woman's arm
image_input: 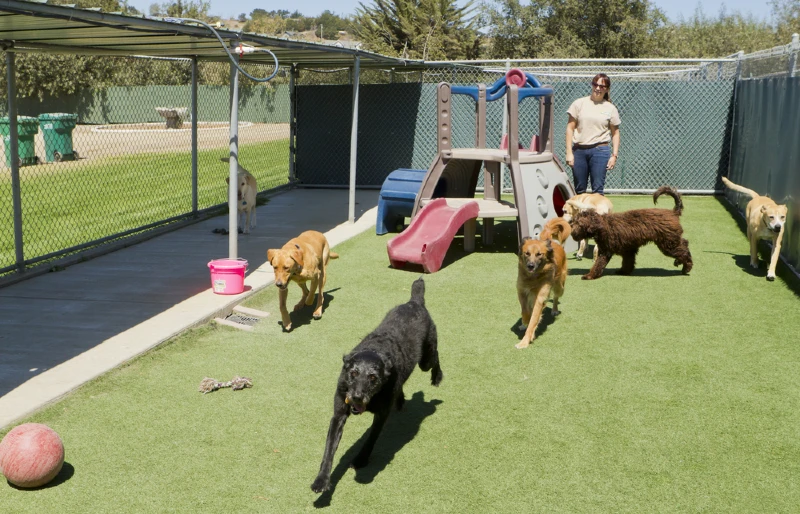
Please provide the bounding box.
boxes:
[607,124,620,170]
[565,115,577,167]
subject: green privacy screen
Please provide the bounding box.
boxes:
[295,80,735,191]
[727,77,800,270]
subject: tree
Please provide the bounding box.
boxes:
[353,0,481,60]
[315,11,349,39]
[161,0,212,20]
[650,8,778,57]
[484,0,668,58]
[244,15,287,35]
[238,13,247,23]
[771,0,800,39]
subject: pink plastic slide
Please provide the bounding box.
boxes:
[386,198,480,273]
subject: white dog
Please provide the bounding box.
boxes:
[562,193,614,261]
[222,157,257,234]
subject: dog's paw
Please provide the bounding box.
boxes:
[551,309,560,316]
[311,476,330,494]
[581,274,594,280]
[518,322,528,330]
[237,227,244,234]
[431,368,443,386]
[575,254,583,261]
[766,274,775,282]
[750,261,759,269]
[282,322,292,332]
[514,341,530,349]
[293,302,305,312]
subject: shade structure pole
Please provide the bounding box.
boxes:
[228,44,240,259]
[348,55,361,223]
[6,50,23,272]
[191,56,199,214]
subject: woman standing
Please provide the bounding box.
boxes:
[565,74,620,195]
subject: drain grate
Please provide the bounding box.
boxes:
[225,313,260,327]
[215,306,270,331]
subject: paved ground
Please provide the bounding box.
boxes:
[0,188,380,429]
[23,122,289,163]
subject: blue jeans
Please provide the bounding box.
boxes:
[572,145,610,195]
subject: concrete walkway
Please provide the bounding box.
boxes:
[0,188,380,429]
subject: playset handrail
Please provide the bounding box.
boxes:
[450,71,552,103]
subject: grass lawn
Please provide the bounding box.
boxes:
[1,194,798,512]
[0,140,289,269]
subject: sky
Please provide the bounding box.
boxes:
[127,0,775,24]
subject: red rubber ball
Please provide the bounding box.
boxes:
[0,423,65,488]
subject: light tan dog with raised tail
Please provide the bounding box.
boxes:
[722,177,788,281]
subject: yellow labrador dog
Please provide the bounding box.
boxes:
[722,177,788,281]
[222,157,257,234]
[267,231,338,331]
[561,193,614,261]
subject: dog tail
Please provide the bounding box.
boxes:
[329,251,339,260]
[721,176,758,199]
[410,277,426,305]
[540,217,571,244]
[653,186,684,216]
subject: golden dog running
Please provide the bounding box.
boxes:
[515,225,568,349]
[267,230,338,331]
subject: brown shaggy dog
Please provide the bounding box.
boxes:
[569,186,693,280]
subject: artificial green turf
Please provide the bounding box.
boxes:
[0,140,289,268]
[1,195,799,512]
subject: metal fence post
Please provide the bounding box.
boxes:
[789,33,799,78]
[289,64,297,183]
[191,56,198,215]
[5,50,24,272]
[228,43,240,259]
[735,50,744,80]
[349,55,360,223]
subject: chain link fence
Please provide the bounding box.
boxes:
[1,56,291,278]
[295,60,735,193]
[737,34,800,80]
[2,35,798,281]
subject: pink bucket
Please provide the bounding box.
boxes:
[208,258,248,295]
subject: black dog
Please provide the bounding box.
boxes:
[311,278,443,494]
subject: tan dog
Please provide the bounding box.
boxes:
[222,157,257,234]
[515,235,567,349]
[722,177,788,281]
[561,193,614,261]
[267,231,339,331]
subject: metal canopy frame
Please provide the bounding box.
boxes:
[0,0,429,267]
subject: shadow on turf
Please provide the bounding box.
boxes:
[7,462,75,490]
[275,288,341,331]
[567,265,686,278]
[510,307,558,342]
[313,391,442,508]
[713,195,800,296]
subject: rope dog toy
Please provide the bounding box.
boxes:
[198,376,253,394]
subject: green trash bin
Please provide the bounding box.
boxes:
[38,113,79,162]
[0,116,39,167]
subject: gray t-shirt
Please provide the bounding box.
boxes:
[567,96,621,146]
